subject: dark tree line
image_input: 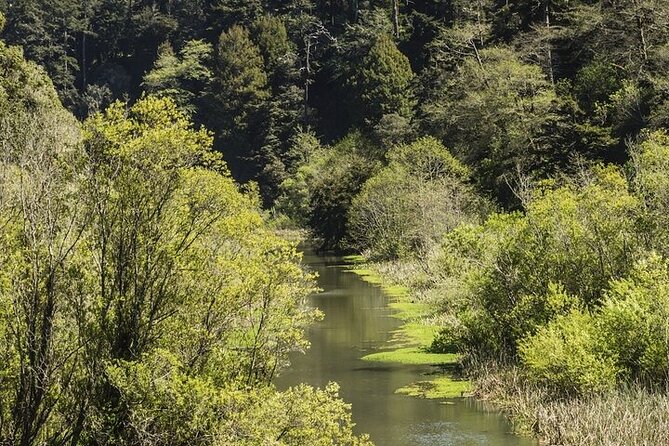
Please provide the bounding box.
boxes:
[2,0,669,214]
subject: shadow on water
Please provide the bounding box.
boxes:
[275,248,537,446]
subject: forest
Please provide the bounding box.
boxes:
[2,0,669,445]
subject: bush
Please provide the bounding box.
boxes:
[598,254,669,382]
[630,131,669,255]
[519,310,619,394]
[308,132,380,249]
[465,167,641,356]
[275,131,380,247]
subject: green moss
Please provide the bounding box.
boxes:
[346,265,410,300]
[383,284,410,298]
[347,268,384,285]
[342,254,366,264]
[345,257,469,400]
[389,301,427,319]
[361,347,458,365]
[396,376,472,399]
[400,322,440,346]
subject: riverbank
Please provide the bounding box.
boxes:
[345,255,669,446]
[343,255,471,399]
[278,246,533,446]
[473,363,669,445]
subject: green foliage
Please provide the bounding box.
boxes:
[354,34,415,124]
[0,93,370,445]
[386,136,471,180]
[309,132,381,248]
[519,254,669,393]
[143,40,213,114]
[251,15,304,203]
[215,25,269,113]
[422,46,556,199]
[348,137,481,259]
[1,0,667,215]
[598,254,669,382]
[275,131,324,225]
[212,0,264,29]
[213,25,270,182]
[277,131,380,247]
[0,40,61,108]
[108,352,372,445]
[630,131,669,254]
[7,0,669,425]
[434,166,642,357]
[253,15,294,75]
[574,59,624,112]
[519,310,619,394]
[222,382,373,446]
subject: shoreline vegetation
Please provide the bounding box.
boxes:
[0,31,372,442]
[343,255,472,399]
[342,248,669,445]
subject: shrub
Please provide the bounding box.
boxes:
[519,310,619,394]
[598,254,669,382]
[467,167,641,355]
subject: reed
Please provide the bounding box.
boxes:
[469,358,669,445]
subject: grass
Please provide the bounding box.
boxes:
[396,376,473,399]
[471,359,669,445]
[535,387,669,445]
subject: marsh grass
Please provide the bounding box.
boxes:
[470,358,669,445]
[535,387,669,446]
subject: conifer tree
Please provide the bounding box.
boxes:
[355,34,415,125]
[213,25,270,183]
[143,40,213,114]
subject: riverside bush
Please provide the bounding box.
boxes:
[436,166,642,358]
[598,254,669,382]
[519,310,619,394]
[519,254,669,393]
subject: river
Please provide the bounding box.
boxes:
[275,248,537,446]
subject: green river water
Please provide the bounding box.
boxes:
[275,249,537,446]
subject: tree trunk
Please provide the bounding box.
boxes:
[350,0,358,22]
[545,2,555,85]
[392,0,400,38]
[632,0,649,62]
[304,37,311,124]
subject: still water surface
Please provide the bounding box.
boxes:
[275,249,537,446]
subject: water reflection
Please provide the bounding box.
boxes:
[275,249,536,446]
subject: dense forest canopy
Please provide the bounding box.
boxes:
[2,0,668,210]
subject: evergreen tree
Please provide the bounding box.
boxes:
[143,39,213,115]
[213,25,270,183]
[253,15,305,202]
[2,0,83,107]
[212,0,264,30]
[353,34,415,126]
